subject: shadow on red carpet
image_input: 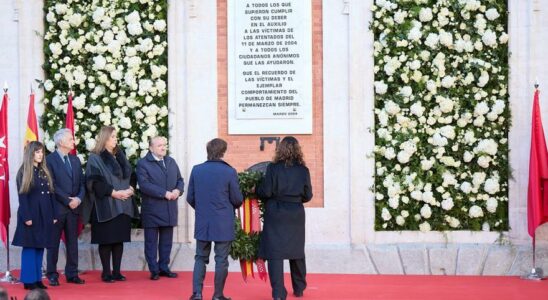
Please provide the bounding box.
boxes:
[1,271,547,299]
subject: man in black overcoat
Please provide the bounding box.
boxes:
[136,136,184,280]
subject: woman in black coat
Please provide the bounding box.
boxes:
[12,141,57,290]
[257,136,313,300]
[83,126,139,283]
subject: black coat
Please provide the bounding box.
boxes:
[136,152,184,228]
[12,167,58,248]
[257,162,313,259]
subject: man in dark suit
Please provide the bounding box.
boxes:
[187,138,243,300]
[136,136,184,280]
[46,128,86,286]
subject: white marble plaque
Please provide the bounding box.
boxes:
[228,0,313,134]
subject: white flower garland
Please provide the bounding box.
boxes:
[42,0,168,164]
[373,0,509,231]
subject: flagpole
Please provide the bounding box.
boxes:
[522,81,545,281]
[0,85,17,283]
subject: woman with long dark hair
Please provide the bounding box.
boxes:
[83,126,139,283]
[257,136,313,300]
[12,141,57,290]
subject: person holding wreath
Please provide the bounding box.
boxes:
[257,136,313,300]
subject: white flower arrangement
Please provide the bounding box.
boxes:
[42,0,169,164]
[373,1,509,231]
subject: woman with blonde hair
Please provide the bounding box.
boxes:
[12,141,57,290]
[257,136,313,300]
[83,126,138,283]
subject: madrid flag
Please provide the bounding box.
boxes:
[0,91,10,246]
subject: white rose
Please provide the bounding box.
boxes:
[477,156,491,168]
[410,190,423,201]
[426,80,437,94]
[441,76,455,88]
[72,95,86,110]
[384,101,400,115]
[153,20,167,31]
[49,42,63,57]
[396,216,405,226]
[424,33,439,49]
[125,11,141,24]
[419,221,431,232]
[399,86,412,98]
[439,31,453,47]
[93,55,107,70]
[381,207,392,221]
[419,7,433,22]
[374,81,388,95]
[394,11,406,24]
[441,198,454,211]
[68,13,83,27]
[384,147,396,160]
[92,7,105,23]
[482,29,497,47]
[437,96,454,113]
[55,3,68,14]
[484,177,500,194]
[460,182,472,194]
[85,138,96,151]
[46,11,56,23]
[388,197,399,209]
[485,8,500,21]
[469,205,484,218]
[445,216,461,228]
[486,197,498,213]
[421,158,434,171]
[474,139,498,155]
[408,26,422,42]
[127,23,143,36]
[420,204,432,219]
[474,101,490,116]
[118,117,132,129]
[463,151,474,163]
[410,102,425,117]
[44,80,54,91]
[499,33,509,44]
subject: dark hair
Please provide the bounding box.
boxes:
[273,136,305,166]
[19,141,54,194]
[24,289,51,300]
[207,138,227,160]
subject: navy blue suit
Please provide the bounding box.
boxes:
[136,151,184,273]
[187,159,243,297]
[45,152,85,280]
[12,167,57,284]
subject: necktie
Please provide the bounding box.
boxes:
[64,155,73,177]
[159,159,166,170]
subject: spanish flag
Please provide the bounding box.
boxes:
[24,92,39,145]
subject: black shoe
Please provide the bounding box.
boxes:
[101,275,115,283]
[150,272,159,280]
[48,276,59,286]
[189,293,202,300]
[294,290,304,297]
[159,270,178,278]
[212,297,232,300]
[23,283,37,290]
[112,273,126,281]
[35,281,48,289]
[67,276,85,284]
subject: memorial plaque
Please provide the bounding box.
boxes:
[228,0,312,134]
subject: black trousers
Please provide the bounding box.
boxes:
[267,259,307,299]
[46,212,79,279]
[192,240,231,298]
[144,226,173,273]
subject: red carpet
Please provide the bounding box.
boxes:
[1,271,547,299]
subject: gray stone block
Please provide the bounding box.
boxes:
[482,246,517,275]
[508,246,548,276]
[306,246,376,274]
[456,246,487,275]
[429,246,458,275]
[368,245,403,274]
[399,245,427,275]
[120,242,147,270]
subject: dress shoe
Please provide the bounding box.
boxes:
[101,275,115,283]
[159,270,178,278]
[23,283,37,290]
[112,273,126,281]
[150,272,159,280]
[212,296,232,300]
[188,293,202,300]
[48,277,59,286]
[67,276,85,284]
[35,281,48,289]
